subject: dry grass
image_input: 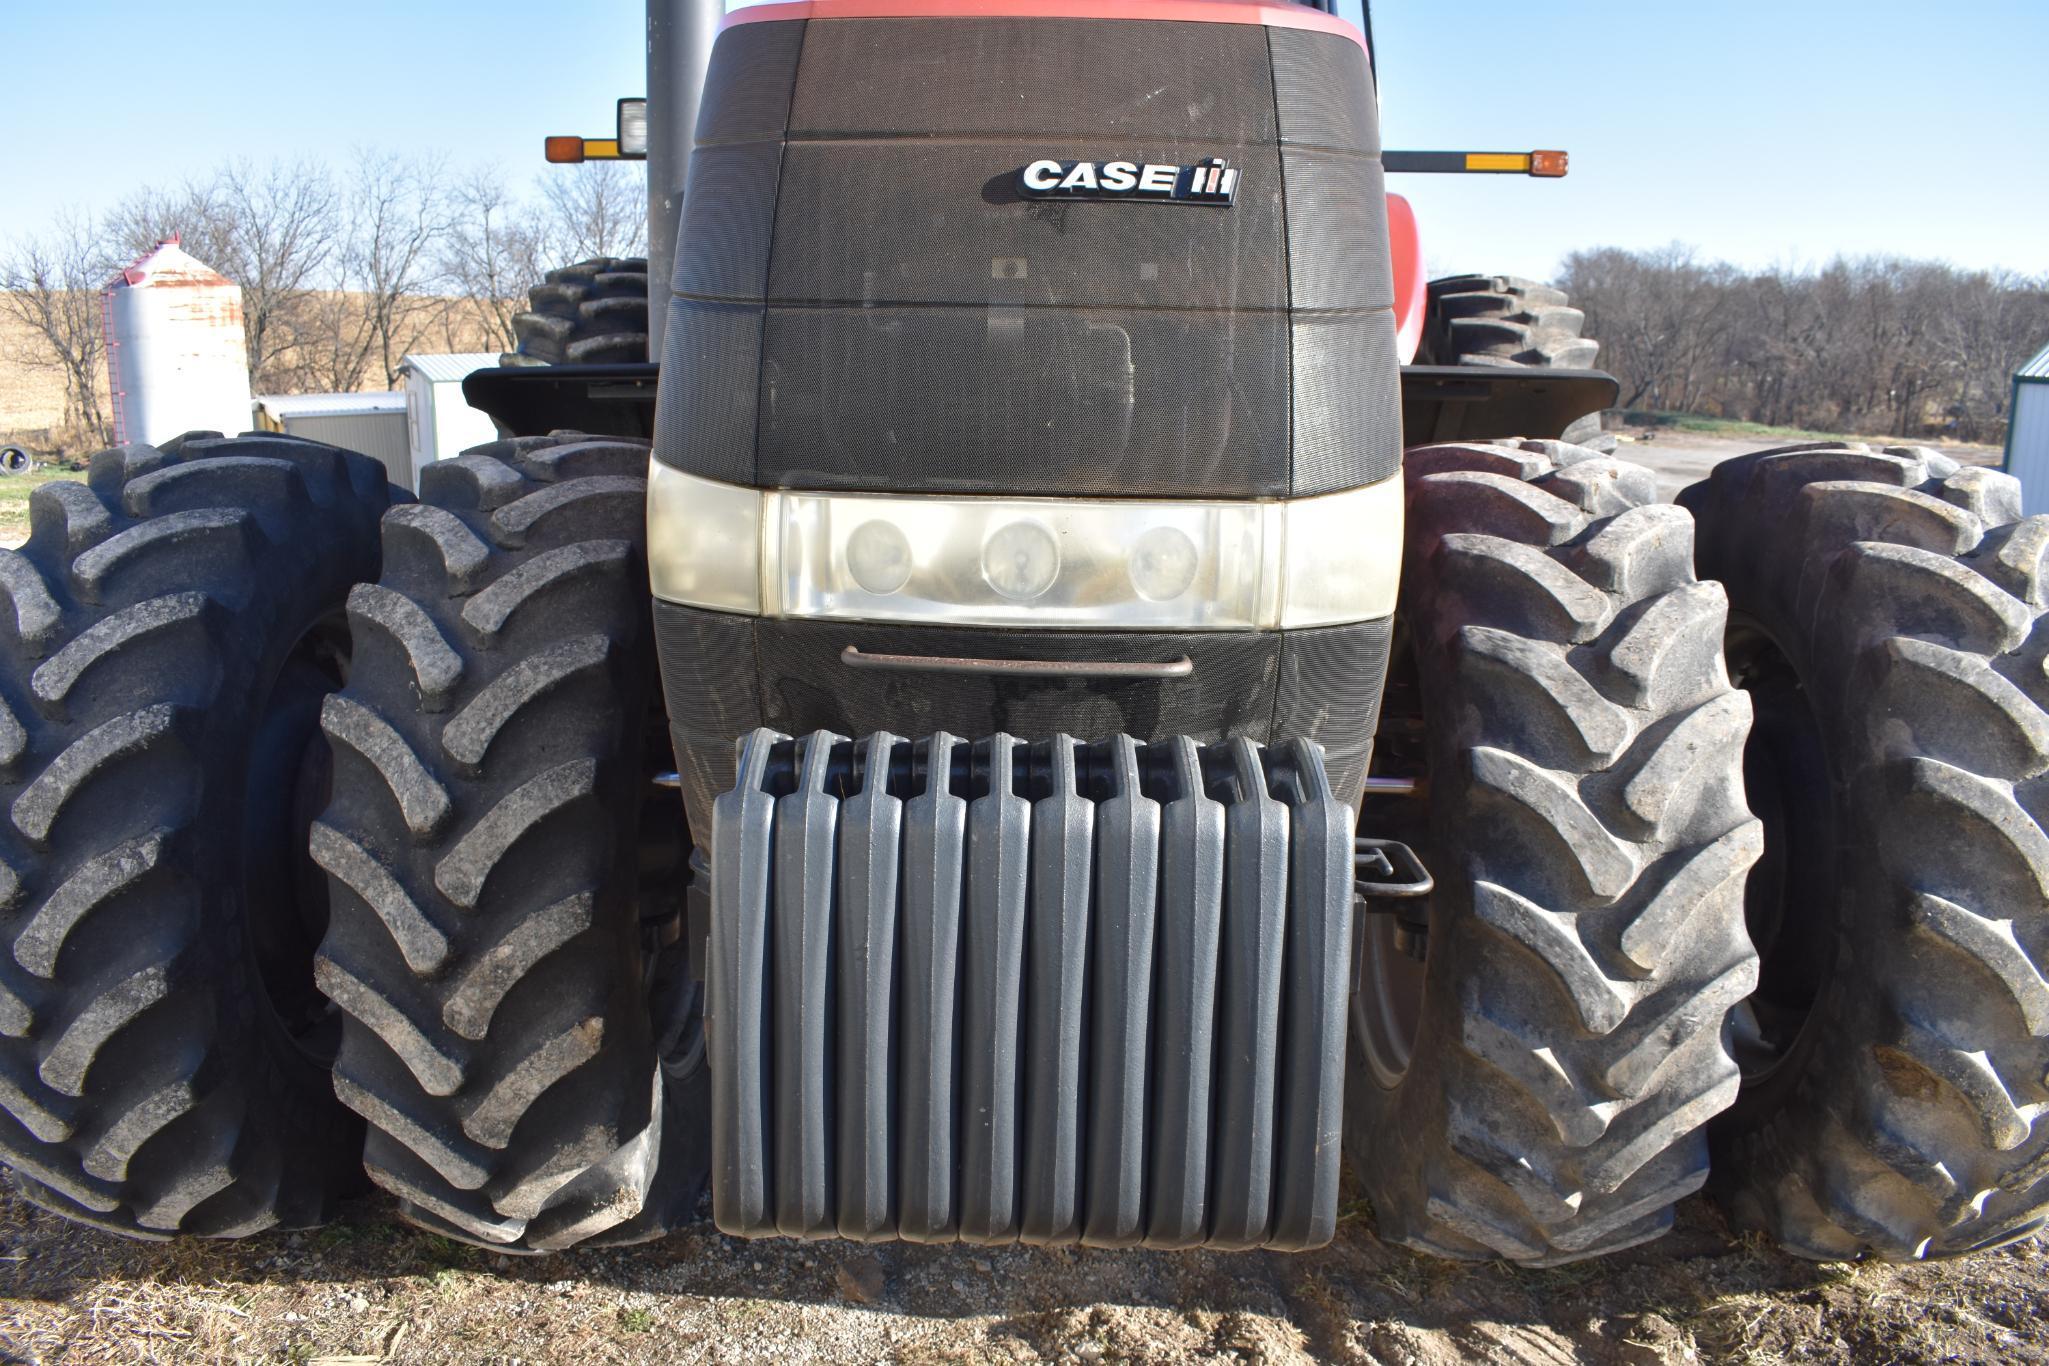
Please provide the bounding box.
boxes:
[1,1182,2044,1364]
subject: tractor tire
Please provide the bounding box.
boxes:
[0,432,392,1237]
[1346,437,1760,1265]
[1420,275,1609,450]
[313,432,706,1253]
[1682,444,2049,1261]
[501,258,650,368]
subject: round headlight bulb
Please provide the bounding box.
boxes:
[981,520,1061,601]
[845,518,913,595]
[1129,525,1199,602]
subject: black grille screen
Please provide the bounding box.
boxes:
[657,14,1398,499]
[767,142,1288,309]
[787,18,1279,141]
[1268,25,1378,152]
[757,306,1289,495]
[653,14,1396,795]
[655,604,1390,831]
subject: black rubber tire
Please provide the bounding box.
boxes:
[1682,444,2049,1261]
[501,259,650,368]
[313,432,704,1252]
[0,432,392,1237]
[1346,437,1760,1265]
[1420,274,1600,371]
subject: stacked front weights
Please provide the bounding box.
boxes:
[710,730,1354,1250]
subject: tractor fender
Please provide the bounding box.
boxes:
[1387,192,1426,365]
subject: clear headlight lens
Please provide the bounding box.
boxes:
[645,463,1401,630]
[845,518,913,595]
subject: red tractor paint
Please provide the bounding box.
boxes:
[1386,192,1425,364]
[722,0,1367,51]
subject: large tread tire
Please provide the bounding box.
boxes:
[0,432,392,1236]
[1421,274,1601,372]
[314,432,703,1253]
[1683,444,2049,1260]
[501,258,650,368]
[1345,437,1760,1265]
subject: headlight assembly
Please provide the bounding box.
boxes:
[646,462,1400,630]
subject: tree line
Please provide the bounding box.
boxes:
[10,175,2047,452]
[1562,245,2049,444]
[1,153,648,445]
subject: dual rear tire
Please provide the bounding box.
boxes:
[1683,445,2049,1260]
[0,433,391,1236]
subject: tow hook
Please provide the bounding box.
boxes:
[1355,836,1432,960]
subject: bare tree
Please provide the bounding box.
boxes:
[440,166,547,353]
[535,162,648,263]
[0,210,116,443]
[305,150,452,389]
[1564,244,2049,444]
[106,160,339,389]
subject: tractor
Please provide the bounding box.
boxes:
[0,0,2041,1267]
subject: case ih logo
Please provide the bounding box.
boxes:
[1017,157,1239,205]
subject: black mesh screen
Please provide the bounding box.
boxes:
[767,142,1287,309]
[756,306,1289,495]
[1291,308,1402,495]
[656,15,1399,501]
[1268,26,1378,152]
[1281,150,1391,312]
[1272,618,1393,807]
[788,18,1278,141]
[755,621,1283,750]
[655,605,1391,824]
[673,141,785,300]
[695,21,807,144]
[654,605,765,839]
[652,300,761,486]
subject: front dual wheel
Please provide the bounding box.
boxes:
[1347,438,1760,1264]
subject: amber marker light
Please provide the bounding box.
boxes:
[1529,149,1570,178]
[544,136,586,164]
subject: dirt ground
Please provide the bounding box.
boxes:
[1,1178,2044,1364]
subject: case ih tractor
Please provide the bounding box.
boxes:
[0,0,2042,1267]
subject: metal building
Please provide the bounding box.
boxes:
[253,392,410,487]
[401,353,502,484]
[102,240,254,447]
[2007,341,2049,517]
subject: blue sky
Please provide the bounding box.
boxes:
[3,0,2044,280]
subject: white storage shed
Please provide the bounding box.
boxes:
[402,353,502,484]
[254,392,411,488]
[2007,342,2049,517]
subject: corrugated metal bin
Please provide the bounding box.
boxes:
[2005,342,2049,517]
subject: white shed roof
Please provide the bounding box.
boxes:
[2020,341,2049,383]
[255,392,406,419]
[401,353,501,385]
